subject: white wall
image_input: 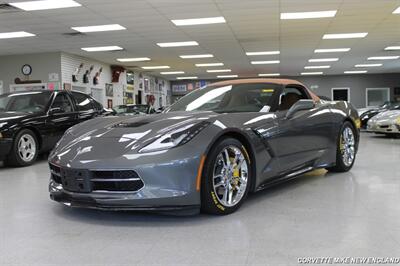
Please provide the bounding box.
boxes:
[0,52,61,93]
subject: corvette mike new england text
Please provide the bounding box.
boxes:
[297,257,400,264]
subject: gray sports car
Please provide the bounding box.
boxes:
[48,79,360,215]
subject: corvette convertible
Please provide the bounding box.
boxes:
[49,79,360,215]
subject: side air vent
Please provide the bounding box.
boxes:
[0,3,20,13]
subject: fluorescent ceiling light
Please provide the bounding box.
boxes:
[81,46,123,52]
[9,0,81,11]
[217,75,238,78]
[315,48,350,53]
[304,65,331,69]
[171,17,226,26]
[258,73,280,77]
[368,56,399,60]
[161,71,185,75]
[72,24,126,33]
[0,31,35,39]
[344,70,367,74]
[180,54,214,59]
[141,66,170,70]
[281,10,337,20]
[309,58,338,62]
[385,46,400,51]
[355,64,382,68]
[323,33,368,39]
[251,60,280,65]
[177,76,198,80]
[393,7,400,14]
[117,57,150,62]
[301,72,323,75]
[157,41,199,47]
[246,51,280,56]
[207,69,231,73]
[195,63,224,67]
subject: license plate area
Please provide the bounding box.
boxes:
[60,168,91,193]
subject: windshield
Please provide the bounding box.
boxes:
[168,83,278,113]
[0,91,51,113]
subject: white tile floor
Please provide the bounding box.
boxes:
[0,132,399,266]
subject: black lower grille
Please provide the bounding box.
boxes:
[92,170,139,180]
[92,180,144,192]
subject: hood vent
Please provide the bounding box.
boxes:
[113,120,152,128]
[0,3,20,13]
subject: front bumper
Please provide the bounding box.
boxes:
[367,123,400,134]
[48,149,203,212]
[0,138,13,160]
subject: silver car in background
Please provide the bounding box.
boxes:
[367,109,400,136]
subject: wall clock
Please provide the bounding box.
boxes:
[22,64,32,76]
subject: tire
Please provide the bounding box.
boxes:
[201,138,252,215]
[327,121,357,172]
[6,129,39,167]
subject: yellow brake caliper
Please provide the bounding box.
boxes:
[340,135,345,153]
[231,157,240,190]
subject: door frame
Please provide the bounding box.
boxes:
[365,87,390,107]
[331,87,350,102]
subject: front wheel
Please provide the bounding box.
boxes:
[327,121,357,172]
[6,129,39,167]
[201,138,251,215]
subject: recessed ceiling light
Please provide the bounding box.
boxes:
[72,24,126,33]
[9,0,81,11]
[344,70,367,74]
[117,57,150,62]
[385,46,400,50]
[81,46,123,52]
[281,10,337,20]
[177,76,198,80]
[355,64,382,67]
[160,71,185,75]
[246,51,280,56]
[180,54,214,59]
[171,17,226,26]
[301,72,323,75]
[314,48,350,53]
[258,73,281,77]
[195,63,224,67]
[393,7,400,14]
[304,65,331,69]
[0,31,35,39]
[323,33,368,39]
[368,56,400,60]
[207,69,231,73]
[251,60,280,65]
[217,75,238,78]
[141,66,170,70]
[157,41,199,47]
[309,58,338,62]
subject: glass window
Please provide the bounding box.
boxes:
[168,83,278,113]
[278,86,309,111]
[0,91,51,113]
[51,93,73,113]
[366,88,390,107]
[71,92,94,112]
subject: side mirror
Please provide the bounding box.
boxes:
[49,107,64,115]
[286,100,315,119]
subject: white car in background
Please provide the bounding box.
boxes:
[367,109,400,136]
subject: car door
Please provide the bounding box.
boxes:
[70,91,98,122]
[271,85,334,174]
[45,92,77,147]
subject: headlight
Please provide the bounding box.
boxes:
[139,121,210,153]
[396,116,400,125]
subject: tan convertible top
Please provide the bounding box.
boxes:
[210,78,320,101]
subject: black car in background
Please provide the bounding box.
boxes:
[0,90,104,166]
[360,101,400,128]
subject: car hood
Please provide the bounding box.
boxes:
[370,110,400,123]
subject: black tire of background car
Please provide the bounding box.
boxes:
[326,121,356,172]
[6,129,39,167]
[201,138,251,215]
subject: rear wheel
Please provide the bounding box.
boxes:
[201,138,251,215]
[327,121,356,172]
[6,129,39,167]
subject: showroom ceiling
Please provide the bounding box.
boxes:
[0,0,399,80]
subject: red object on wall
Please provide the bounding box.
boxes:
[111,65,125,83]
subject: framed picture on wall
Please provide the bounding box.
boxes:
[105,83,113,97]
